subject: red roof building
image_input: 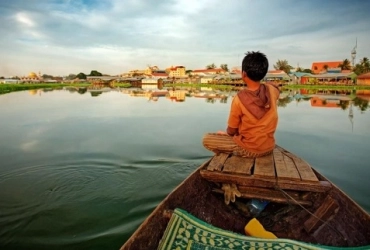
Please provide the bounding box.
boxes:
[357,72,370,85]
[311,61,342,74]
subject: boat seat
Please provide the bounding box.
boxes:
[200,146,331,206]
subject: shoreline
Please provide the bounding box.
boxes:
[1,83,370,96]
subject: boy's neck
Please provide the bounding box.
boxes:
[245,80,261,91]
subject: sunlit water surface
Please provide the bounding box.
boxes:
[0,88,369,250]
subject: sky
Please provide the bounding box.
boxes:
[0,0,370,77]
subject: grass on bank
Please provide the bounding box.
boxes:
[0,83,132,95]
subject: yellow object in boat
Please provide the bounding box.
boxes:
[244,218,277,239]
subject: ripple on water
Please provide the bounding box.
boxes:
[0,156,205,249]
[0,157,139,249]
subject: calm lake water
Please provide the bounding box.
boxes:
[0,87,369,250]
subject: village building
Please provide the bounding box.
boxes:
[264,70,290,82]
[289,72,314,84]
[308,72,356,85]
[1,78,22,84]
[126,68,150,77]
[230,67,241,75]
[311,61,342,74]
[151,72,168,79]
[356,72,370,85]
[166,66,186,78]
[199,75,216,84]
[20,72,43,83]
[192,68,227,76]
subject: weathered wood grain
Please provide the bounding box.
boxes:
[223,156,254,175]
[200,170,332,192]
[304,195,339,233]
[254,154,275,178]
[285,153,318,182]
[207,153,229,171]
[235,186,312,206]
[274,148,301,180]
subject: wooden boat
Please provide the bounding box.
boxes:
[120,145,370,249]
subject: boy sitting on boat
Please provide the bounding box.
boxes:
[203,51,280,158]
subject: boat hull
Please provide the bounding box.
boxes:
[121,154,370,249]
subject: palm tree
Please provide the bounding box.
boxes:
[206,63,216,69]
[220,64,229,72]
[353,63,364,75]
[273,59,293,74]
[339,59,351,70]
[323,65,329,71]
[360,57,370,72]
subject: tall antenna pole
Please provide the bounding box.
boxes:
[351,38,357,67]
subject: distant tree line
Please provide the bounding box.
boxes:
[206,63,229,72]
[273,57,369,75]
[65,70,103,80]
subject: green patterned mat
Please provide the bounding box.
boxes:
[158,208,369,250]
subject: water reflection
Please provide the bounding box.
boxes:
[121,88,231,104]
[77,87,87,95]
[276,88,369,112]
[90,91,103,97]
[353,97,369,112]
[25,86,370,112]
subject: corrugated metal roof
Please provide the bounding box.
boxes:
[309,72,356,78]
[290,72,314,77]
[265,73,290,79]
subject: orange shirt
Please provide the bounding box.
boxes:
[227,84,280,154]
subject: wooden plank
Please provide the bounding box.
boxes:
[206,153,229,171]
[304,195,339,233]
[212,187,312,206]
[200,170,332,192]
[274,148,301,181]
[238,186,302,200]
[222,156,254,175]
[282,152,319,182]
[254,154,275,179]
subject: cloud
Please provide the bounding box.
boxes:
[0,0,369,76]
[15,12,36,27]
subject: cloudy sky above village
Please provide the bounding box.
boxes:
[0,0,369,77]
